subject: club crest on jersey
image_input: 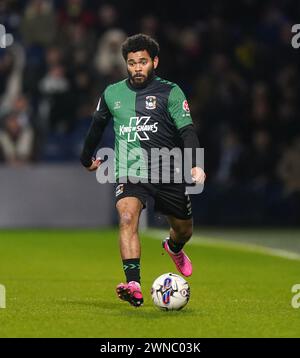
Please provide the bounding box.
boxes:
[145,96,157,110]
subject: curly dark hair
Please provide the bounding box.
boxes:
[121,33,160,60]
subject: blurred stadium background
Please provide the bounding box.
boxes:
[0,0,300,338]
[0,0,299,228]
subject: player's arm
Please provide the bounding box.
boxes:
[178,124,205,184]
[80,93,112,171]
[168,85,206,184]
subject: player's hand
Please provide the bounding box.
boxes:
[191,167,206,184]
[87,157,102,172]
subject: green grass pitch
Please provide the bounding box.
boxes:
[0,228,300,337]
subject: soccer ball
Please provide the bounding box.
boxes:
[151,273,190,311]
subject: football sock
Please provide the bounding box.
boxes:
[168,237,184,254]
[122,258,140,283]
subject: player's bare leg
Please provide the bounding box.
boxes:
[116,197,143,259]
[163,216,193,277]
[116,197,144,306]
[167,216,193,247]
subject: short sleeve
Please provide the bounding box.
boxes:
[168,85,193,129]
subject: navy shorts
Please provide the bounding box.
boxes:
[115,181,192,220]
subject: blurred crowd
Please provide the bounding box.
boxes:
[0,0,299,222]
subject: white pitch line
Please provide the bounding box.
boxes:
[143,229,300,261]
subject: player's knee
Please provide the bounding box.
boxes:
[119,211,135,228]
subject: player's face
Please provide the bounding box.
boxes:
[126,50,158,87]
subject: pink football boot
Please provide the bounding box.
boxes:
[116,281,143,307]
[162,238,193,277]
